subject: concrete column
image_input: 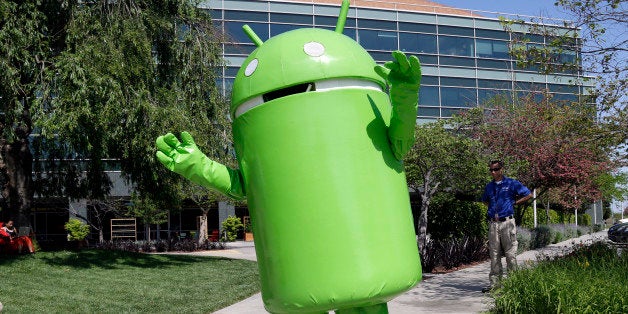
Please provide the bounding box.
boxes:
[218,201,235,232]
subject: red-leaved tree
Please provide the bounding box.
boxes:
[459,92,615,218]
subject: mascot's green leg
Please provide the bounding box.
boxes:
[335,303,388,314]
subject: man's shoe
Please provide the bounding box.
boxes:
[481,286,492,293]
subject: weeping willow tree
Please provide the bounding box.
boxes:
[1,0,233,229]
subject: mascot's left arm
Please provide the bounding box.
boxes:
[375,51,422,160]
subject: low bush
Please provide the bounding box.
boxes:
[492,242,628,313]
[421,236,488,273]
[94,239,226,253]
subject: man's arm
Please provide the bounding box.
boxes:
[515,193,533,206]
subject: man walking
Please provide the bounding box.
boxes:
[481,160,532,292]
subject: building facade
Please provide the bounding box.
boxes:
[204,0,592,123]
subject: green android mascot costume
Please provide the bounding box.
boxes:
[156,1,422,313]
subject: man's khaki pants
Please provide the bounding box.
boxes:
[488,218,518,288]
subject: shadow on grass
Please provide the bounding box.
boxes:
[0,249,234,269]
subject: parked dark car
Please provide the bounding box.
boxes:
[608,222,628,243]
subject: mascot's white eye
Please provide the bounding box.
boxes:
[304,42,325,57]
[245,58,259,76]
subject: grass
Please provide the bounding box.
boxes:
[0,250,260,313]
[491,242,628,313]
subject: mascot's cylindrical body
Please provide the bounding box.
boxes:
[230,27,421,313]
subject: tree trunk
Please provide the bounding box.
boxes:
[198,212,208,246]
[417,195,430,254]
[546,200,551,224]
[1,137,33,229]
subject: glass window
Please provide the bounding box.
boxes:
[551,93,579,102]
[548,84,579,94]
[224,10,267,22]
[477,59,511,69]
[225,66,240,77]
[441,77,475,87]
[210,9,222,20]
[419,86,439,106]
[515,81,544,91]
[358,29,397,51]
[225,44,256,55]
[439,25,474,37]
[421,75,438,85]
[270,13,312,25]
[417,54,438,65]
[225,22,269,43]
[441,87,476,107]
[478,79,511,89]
[439,36,474,57]
[441,107,465,118]
[399,33,437,54]
[475,39,509,59]
[439,56,475,67]
[315,16,356,27]
[476,29,509,40]
[270,24,302,36]
[225,78,234,93]
[399,22,436,34]
[418,106,440,117]
[359,19,396,30]
[478,89,512,104]
[370,51,394,62]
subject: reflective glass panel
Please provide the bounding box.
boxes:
[439,56,475,67]
[439,25,474,37]
[439,36,474,57]
[478,79,511,89]
[270,23,301,36]
[224,10,267,22]
[270,13,312,24]
[441,107,465,118]
[225,66,240,77]
[419,86,439,106]
[399,33,437,54]
[315,16,356,27]
[417,54,438,64]
[476,29,509,40]
[358,29,398,51]
[399,22,436,34]
[225,22,269,42]
[418,106,440,117]
[210,9,222,20]
[477,59,511,69]
[476,39,509,59]
[441,87,476,107]
[359,19,396,30]
[441,77,475,87]
[225,44,256,55]
[478,89,512,104]
[421,75,438,85]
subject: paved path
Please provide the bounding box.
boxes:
[197,231,608,313]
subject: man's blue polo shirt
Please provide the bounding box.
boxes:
[482,176,531,219]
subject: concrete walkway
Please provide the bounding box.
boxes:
[202,231,608,314]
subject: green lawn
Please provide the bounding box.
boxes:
[0,250,260,313]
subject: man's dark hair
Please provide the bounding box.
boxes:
[489,160,503,168]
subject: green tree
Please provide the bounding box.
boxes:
[404,121,486,252]
[0,0,234,230]
[0,1,63,227]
